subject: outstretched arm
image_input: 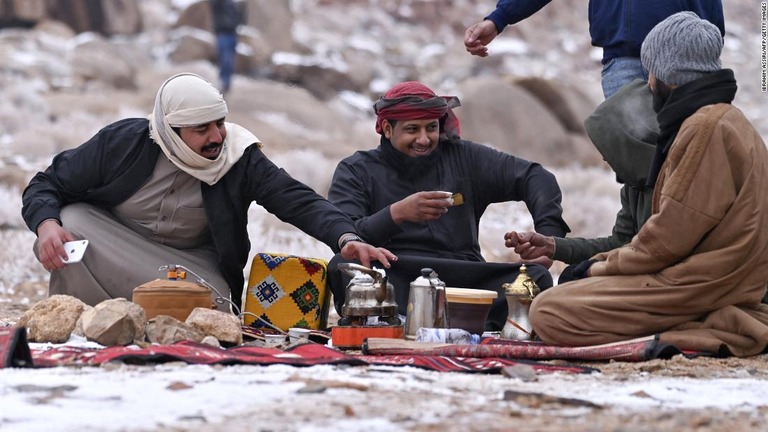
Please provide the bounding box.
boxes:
[465,0,552,57]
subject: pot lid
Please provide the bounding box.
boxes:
[445,287,498,300]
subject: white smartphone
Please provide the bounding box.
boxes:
[62,240,89,264]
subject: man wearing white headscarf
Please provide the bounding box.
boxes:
[22,73,395,312]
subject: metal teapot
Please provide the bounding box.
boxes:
[404,268,450,340]
[500,264,540,340]
[337,263,399,325]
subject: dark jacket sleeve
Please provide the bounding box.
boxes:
[552,184,636,264]
[485,0,551,33]
[21,119,154,234]
[470,142,570,238]
[241,149,357,252]
[327,158,402,245]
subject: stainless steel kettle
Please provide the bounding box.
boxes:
[337,263,399,325]
[404,268,450,340]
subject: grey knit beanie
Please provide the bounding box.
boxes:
[640,11,723,86]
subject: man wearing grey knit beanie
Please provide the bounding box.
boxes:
[527,12,768,357]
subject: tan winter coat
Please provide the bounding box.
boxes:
[531,103,768,357]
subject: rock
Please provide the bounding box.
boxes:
[169,28,216,65]
[70,36,138,90]
[457,76,590,167]
[80,298,146,346]
[0,0,46,28]
[513,77,598,134]
[32,19,77,39]
[243,0,295,52]
[145,315,205,345]
[270,61,361,101]
[201,335,221,347]
[16,295,87,343]
[45,0,142,36]
[186,308,243,346]
[501,364,538,382]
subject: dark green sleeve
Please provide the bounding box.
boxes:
[552,185,638,264]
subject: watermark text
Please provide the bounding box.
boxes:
[762,2,767,91]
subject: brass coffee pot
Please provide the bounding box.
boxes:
[337,263,400,326]
[500,264,540,340]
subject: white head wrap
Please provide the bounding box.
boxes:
[149,73,260,185]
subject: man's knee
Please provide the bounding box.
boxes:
[60,203,107,235]
[529,288,568,343]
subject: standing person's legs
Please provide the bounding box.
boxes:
[216,33,237,93]
[41,203,230,310]
[600,57,647,99]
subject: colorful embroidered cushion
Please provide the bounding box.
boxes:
[243,253,330,331]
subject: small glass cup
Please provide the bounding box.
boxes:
[288,327,311,343]
[264,334,285,348]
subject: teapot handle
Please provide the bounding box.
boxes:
[434,286,448,328]
[337,262,380,281]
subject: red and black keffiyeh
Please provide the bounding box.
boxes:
[374,81,461,141]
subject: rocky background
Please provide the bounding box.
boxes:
[0,0,764,310]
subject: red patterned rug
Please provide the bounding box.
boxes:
[361,335,691,362]
[3,325,697,374]
[27,341,596,374]
[2,325,595,374]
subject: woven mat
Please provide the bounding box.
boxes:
[25,341,596,374]
[3,325,696,373]
[362,335,689,362]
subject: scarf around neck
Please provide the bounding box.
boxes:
[646,69,737,188]
[149,73,260,186]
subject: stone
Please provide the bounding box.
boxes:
[80,298,146,346]
[0,0,46,27]
[16,295,87,343]
[186,308,243,346]
[70,36,138,90]
[457,76,586,167]
[514,77,598,134]
[44,0,142,36]
[145,315,205,345]
[201,336,221,348]
[168,29,216,65]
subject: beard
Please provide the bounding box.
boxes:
[651,80,674,113]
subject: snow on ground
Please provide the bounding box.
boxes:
[2,356,768,432]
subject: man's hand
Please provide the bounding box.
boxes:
[390,191,453,224]
[464,20,499,57]
[504,231,555,260]
[36,219,75,272]
[341,242,397,269]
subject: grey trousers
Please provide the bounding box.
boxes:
[41,203,231,311]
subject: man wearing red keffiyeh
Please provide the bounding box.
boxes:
[327,81,570,331]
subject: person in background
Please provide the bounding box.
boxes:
[22,73,395,313]
[505,78,656,282]
[464,0,724,98]
[209,0,242,93]
[326,81,570,331]
[529,12,768,357]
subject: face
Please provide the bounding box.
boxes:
[382,118,440,157]
[178,118,227,160]
[648,73,674,112]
